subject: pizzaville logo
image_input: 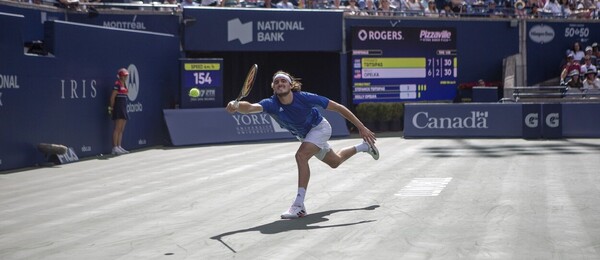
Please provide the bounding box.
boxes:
[412,111,489,129]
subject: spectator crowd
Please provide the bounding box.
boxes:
[561,41,600,94]
[17,0,600,19]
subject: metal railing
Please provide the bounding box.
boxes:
[502,86,600,102]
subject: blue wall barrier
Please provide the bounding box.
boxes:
[0,4,180,43]
[163,108,350,146]
[67,12,180,36]
[0,5,64,42]
[405,102,600,138]
[0,14,180,171]
[563,103,600,137]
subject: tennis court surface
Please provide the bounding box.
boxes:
[2,137,600,259]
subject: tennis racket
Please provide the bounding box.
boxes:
[233,64,258,108]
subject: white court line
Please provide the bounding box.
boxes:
[395,177,452,197]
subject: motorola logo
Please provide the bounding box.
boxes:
[126,64,140,101]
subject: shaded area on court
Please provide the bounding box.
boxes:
[211,205,379,253]
[420,139,600,158]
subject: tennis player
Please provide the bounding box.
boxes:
[226,70,379,219]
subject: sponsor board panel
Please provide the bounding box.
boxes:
[163,108,349,146]
[183,8,343,52]
[403,103,523,138]
[541,103,562,139]
[522,104,542,139]
[562,103,600,138]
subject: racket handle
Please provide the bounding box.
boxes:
[233,100,240,109]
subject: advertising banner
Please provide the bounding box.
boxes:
[180,58,223,108]
[403,103,523,138]
[562,103,600,137]
[182,8,343,52]
[541,103,562,139]
[526,22,600,85]
[163,108,349,146]
[67,13,180,36]
[522,104,542,139]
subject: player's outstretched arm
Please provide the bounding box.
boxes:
[226,101,263,114]
[326,100,376,145]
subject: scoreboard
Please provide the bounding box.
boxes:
[351,27,458,103]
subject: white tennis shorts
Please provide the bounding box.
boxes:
[298,118,332,160]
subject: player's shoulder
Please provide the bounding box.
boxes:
[258,95,279,109]
[295,91,320,98]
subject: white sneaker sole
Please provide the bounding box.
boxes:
[368,144,380,160]
[280,209,307,219]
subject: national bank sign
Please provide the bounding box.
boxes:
[182,8,342,51]
[227,18,305,44]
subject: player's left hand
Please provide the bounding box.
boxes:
[358,125,376,145]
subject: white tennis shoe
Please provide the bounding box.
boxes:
[281,204,307,219]
[366,142,379,160]
[117,146,129,154]
[112,147,128,155]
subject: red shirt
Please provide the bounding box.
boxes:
[113,80,128,95]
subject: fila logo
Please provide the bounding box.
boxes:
[228,18,253,45]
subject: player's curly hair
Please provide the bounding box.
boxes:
[271,70,302,92]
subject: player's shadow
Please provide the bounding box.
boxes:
[210,205,380,253]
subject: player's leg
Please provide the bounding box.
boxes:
[117,120,129,153]
[320,140,379,168]
[295,142,320,189]
[112,119,126,155]
[321,146,357,169]
[281,142,319,219]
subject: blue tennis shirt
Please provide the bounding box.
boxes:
[259,91,330,138]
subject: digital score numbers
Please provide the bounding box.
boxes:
[351,27,458,103]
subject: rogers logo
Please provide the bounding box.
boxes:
[357,29,403,41]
